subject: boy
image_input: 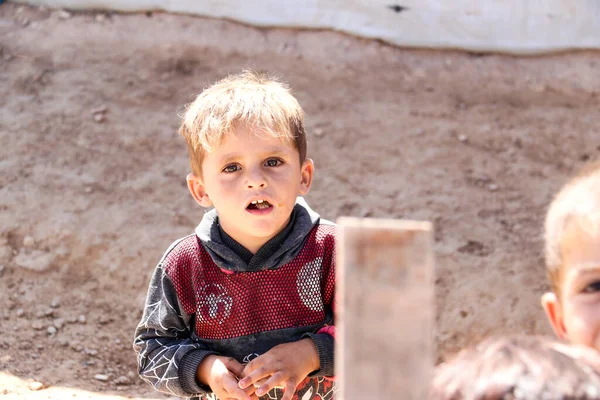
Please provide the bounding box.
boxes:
[429,335,600,399]
[133,71,336,400]
[541,161,600,352]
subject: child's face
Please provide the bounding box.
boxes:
[187,126,313,253]
[543,225,600,351]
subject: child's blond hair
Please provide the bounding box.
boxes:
[178,70,307,176]
[544,160,600,294]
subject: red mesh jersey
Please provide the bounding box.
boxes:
[163,225,336,339]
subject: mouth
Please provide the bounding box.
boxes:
[246,199,273,211]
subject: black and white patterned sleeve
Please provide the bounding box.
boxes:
[133,263,217,398]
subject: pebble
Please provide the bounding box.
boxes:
[78,314,87,324]
[85,348,98,356]
[314,128,324,137]
[47,326,57,335]
[57,10,72,19]
[458,134,468,143]
[488,184,499,192]
[23,235,35,248]
[115,375,131,385]
[32,321,44,330]
[53,318,65,329]
[94,374,109,382]
[16,308,25,317]
[93,113,105,123]
[57,338,69,347]
[28,381,45,391]
[91,105,108,114]
[95,14,106,22]
[50,298,60,308]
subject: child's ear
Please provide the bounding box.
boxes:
[298,158,314,195]
[187,173,213,208]
[541,292,568,340]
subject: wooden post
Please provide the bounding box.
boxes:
[336,218,434,400]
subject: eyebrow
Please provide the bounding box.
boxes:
[571,264,600,278]
[217,147,291,164]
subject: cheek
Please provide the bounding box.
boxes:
[564,299,600,346]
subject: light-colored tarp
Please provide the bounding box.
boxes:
[12,0,600,54]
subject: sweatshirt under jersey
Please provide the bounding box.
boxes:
[133,198,337,400]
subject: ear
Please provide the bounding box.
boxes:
[186,173,213,208]
[541,292,568,340]
[298,158,314,195]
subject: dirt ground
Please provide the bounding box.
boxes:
[2,2,600,398]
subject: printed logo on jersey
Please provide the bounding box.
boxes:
[196,283,233,324]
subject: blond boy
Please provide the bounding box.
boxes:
[542,161,600,351]
[133,71,336,400]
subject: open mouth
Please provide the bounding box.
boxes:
[246,199,273,211]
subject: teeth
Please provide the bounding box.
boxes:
[251,200,265,205]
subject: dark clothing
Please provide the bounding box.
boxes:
[133,199,336,399]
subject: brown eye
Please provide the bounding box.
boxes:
[583,281,600,293]
[222,164,240,173]
[265,158,282,167]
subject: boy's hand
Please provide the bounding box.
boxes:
[198,355,258,400]
[238,339,320,400]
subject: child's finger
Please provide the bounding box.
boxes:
[238,365,273,389]
[255,372,289,397]
[222,374,253,400]
[280,380,298,400]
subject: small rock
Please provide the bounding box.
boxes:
[85,348,98,356]
[115,375,131,385]
[57,338,69,347]
[127,371,136,379]
[115,338,121,344]
[32,321,44,330]
[78,315,87,324]
[50,298,60,308]
[57,10,72,19]
[53,318,65,329]
[93,113,105,123]
[23,235,35,248]
[314,128,324,137]
[94,374,109,382]
[91,105,108,114]
[95,14,106,22]
[16,309,25,317]
[28,381,45,391]
[14,250,55,272]
[85,187,93,194]
[44,309,55,317]
[21,18,30,27]
[488,184,499,192]
[47,326,57,335]
[2,312,9,320]
[458,134,468,143]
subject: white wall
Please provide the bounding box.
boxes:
[13,0,600,54]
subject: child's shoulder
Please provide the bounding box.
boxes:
[158,233,201,270]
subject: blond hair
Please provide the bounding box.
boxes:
[178,70,307,176]
[544,160,600,294]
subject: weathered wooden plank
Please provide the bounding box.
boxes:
[336,218,434,400]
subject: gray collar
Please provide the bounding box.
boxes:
[195,197,320,272]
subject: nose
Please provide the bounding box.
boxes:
[245,168,267,189]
